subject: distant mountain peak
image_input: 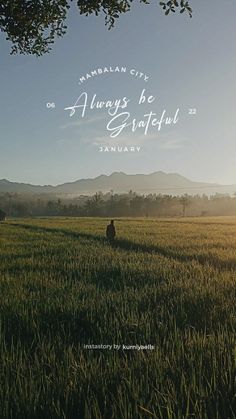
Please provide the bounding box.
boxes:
[0,172,233,196]
[0,179,11,184]
[110,171,127,176]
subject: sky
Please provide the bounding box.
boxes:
[1,0,236,186]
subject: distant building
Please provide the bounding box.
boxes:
[0,209,6,221]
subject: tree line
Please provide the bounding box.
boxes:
[1,192,236,218]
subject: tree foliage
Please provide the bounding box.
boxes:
[0,0,192,56]
[1,192,236,218]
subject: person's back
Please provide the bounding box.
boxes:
[106,220,116,242]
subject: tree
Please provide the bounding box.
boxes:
[84,193,104,216]
[179,194,191,217]
[0,209,6,221]
[0,1,192,56]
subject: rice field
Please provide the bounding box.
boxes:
[0,217,235,418]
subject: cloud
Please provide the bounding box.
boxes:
[159,138,185,150]
[157,133,189,150]
[58,114,189,151]
[59,113,107,130]
[81,129,159,146]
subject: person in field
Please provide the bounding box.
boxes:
[106,220,116,243]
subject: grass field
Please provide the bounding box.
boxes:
[0,217,235,418]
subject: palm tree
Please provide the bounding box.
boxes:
[179,195,191,217]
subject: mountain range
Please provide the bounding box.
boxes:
[0,172,235,196]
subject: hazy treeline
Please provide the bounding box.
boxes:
[1,191,236,218]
